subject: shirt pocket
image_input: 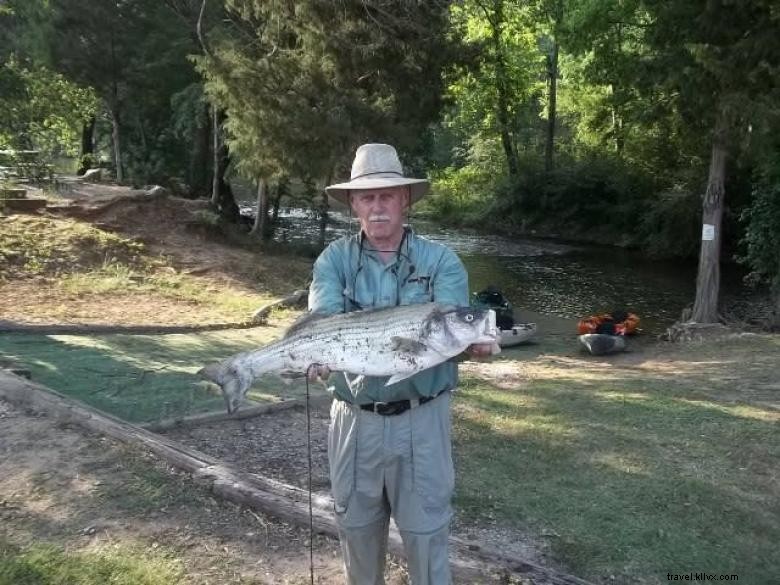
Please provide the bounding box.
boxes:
[400,279,433,305]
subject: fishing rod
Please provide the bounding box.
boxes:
[304,366,316,585]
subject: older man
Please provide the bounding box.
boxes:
[308,143,492,584]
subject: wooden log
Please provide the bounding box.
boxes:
[141,394,332,432]
[251,289,309,324]
[0,320,262,335]
[0,198,46,212]
[0,370,593,585]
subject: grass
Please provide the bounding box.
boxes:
[0,216,147,281]
[0,215,284,318]
[0,539,184,585]
[0,451,203,583]
[0,330,322,423]
[453,335,780,584]
[58,263,269,316]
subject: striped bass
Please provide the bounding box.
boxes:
[199,303,498,413]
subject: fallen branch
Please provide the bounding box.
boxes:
[251,289,309,324]
[0,320,261,335]
[141,394,332,432]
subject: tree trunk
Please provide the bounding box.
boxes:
[110,107,123,183]
[211,104,220,206]
[490,0,518,178]
[77,117,96,175]
[611,105,624,155]
[611,23,624,156]
[771,288,780,332]
[318,189,329,250]
[210,107,239,222]
[189,100,210,196]
[271,178,285,222]
[690,114,728,323]
[250,177,269,238]
[544,40,558,173]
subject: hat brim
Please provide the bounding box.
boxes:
[326,177,429,207]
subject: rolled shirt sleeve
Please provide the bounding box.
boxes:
[308,242,346,316]
[431,248,469,307]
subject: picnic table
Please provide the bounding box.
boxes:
[0,150,54,182]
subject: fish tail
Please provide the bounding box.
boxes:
[197,358,252,414]
[197,362,223,384]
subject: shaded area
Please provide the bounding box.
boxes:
[453,336,780,584]
[0,329,318,423]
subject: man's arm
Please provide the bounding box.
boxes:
[308,243,345,316]
[306,243,345,380]
[431,248,469,307]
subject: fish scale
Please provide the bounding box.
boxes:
[199,303,498,413]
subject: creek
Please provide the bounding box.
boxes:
[256,207,748,334]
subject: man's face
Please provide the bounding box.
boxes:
[350,186,410,246]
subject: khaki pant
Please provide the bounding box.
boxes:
[329,391,454,585]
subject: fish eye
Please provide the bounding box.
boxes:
[464,313,474,322]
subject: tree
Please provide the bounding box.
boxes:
[197,0,458,235]
[0,57,97,155]
[534,0,567,172]
[49,0,204,186]
[444,0,543,172]
[50,0,143,181]
[635,0,780,323]
[740,147,780,330]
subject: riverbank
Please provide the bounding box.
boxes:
[413,208,777,332]
[1,189,778,584]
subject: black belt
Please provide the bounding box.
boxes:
[358,390,446,416]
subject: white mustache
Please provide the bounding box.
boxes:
[369,215,391,222]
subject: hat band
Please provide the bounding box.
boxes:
[351,170,404,181]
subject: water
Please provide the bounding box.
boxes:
[251,206,744,333]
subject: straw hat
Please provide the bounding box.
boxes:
[326,143,429,206]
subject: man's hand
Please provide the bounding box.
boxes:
[465,342,498,359]
[306,364,331,382]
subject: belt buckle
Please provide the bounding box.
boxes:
[374,401,394,415]
[375,401,407,416]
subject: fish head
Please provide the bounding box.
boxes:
[424,306,499,355]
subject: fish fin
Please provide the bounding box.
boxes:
[390,336,427,354]
[385,371,416,386]
[283,311,330,338]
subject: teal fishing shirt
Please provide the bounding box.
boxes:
[308,227,469,404]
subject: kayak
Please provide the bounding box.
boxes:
[499,323,537,347]
[577,311,639,336]
[471,286,539,347]
[578,333,626,355]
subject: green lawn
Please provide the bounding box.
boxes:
[0,539,184,585]
[453,335,779,584]
[0,329,320,423]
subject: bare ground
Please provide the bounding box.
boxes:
[0,398,412,584]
